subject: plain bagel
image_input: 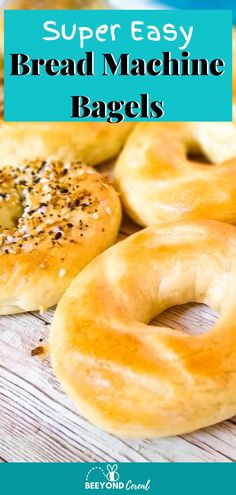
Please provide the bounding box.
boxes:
[0,159,121,314]
[50,220,236,438]
[115,118,236,226]
[0,120,133,167]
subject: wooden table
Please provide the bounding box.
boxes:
[0,89,235,462]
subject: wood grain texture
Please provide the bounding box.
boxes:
[0,95,235,461]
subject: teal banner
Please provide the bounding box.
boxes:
[0,462,235,494]
[4,9,232,122]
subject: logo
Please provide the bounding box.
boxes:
[85,464,150,492]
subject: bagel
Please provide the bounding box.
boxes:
[0,159,121,315]
[115,118,236,227]
[50,220,236,438]
[0,121,133,167]
[2,0,106,8]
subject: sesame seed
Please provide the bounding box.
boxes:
[58,268,66,278]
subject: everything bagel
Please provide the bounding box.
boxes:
[0,159,121,314]
[50,220,236,438]
[0,121,133,167]
[115,119,236,226]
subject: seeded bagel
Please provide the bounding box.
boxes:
[0,159,121,314]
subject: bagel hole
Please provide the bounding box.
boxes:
[186,149,212,165]
[0,200,24,232]
[150,303,218,335]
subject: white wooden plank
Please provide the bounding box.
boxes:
[0,294,235,462]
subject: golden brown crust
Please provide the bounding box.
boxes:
[50,220,236,438]
[115,119,236,227]
[2,0,107,8]
[0,160,121,314]
[0,121,133,167]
